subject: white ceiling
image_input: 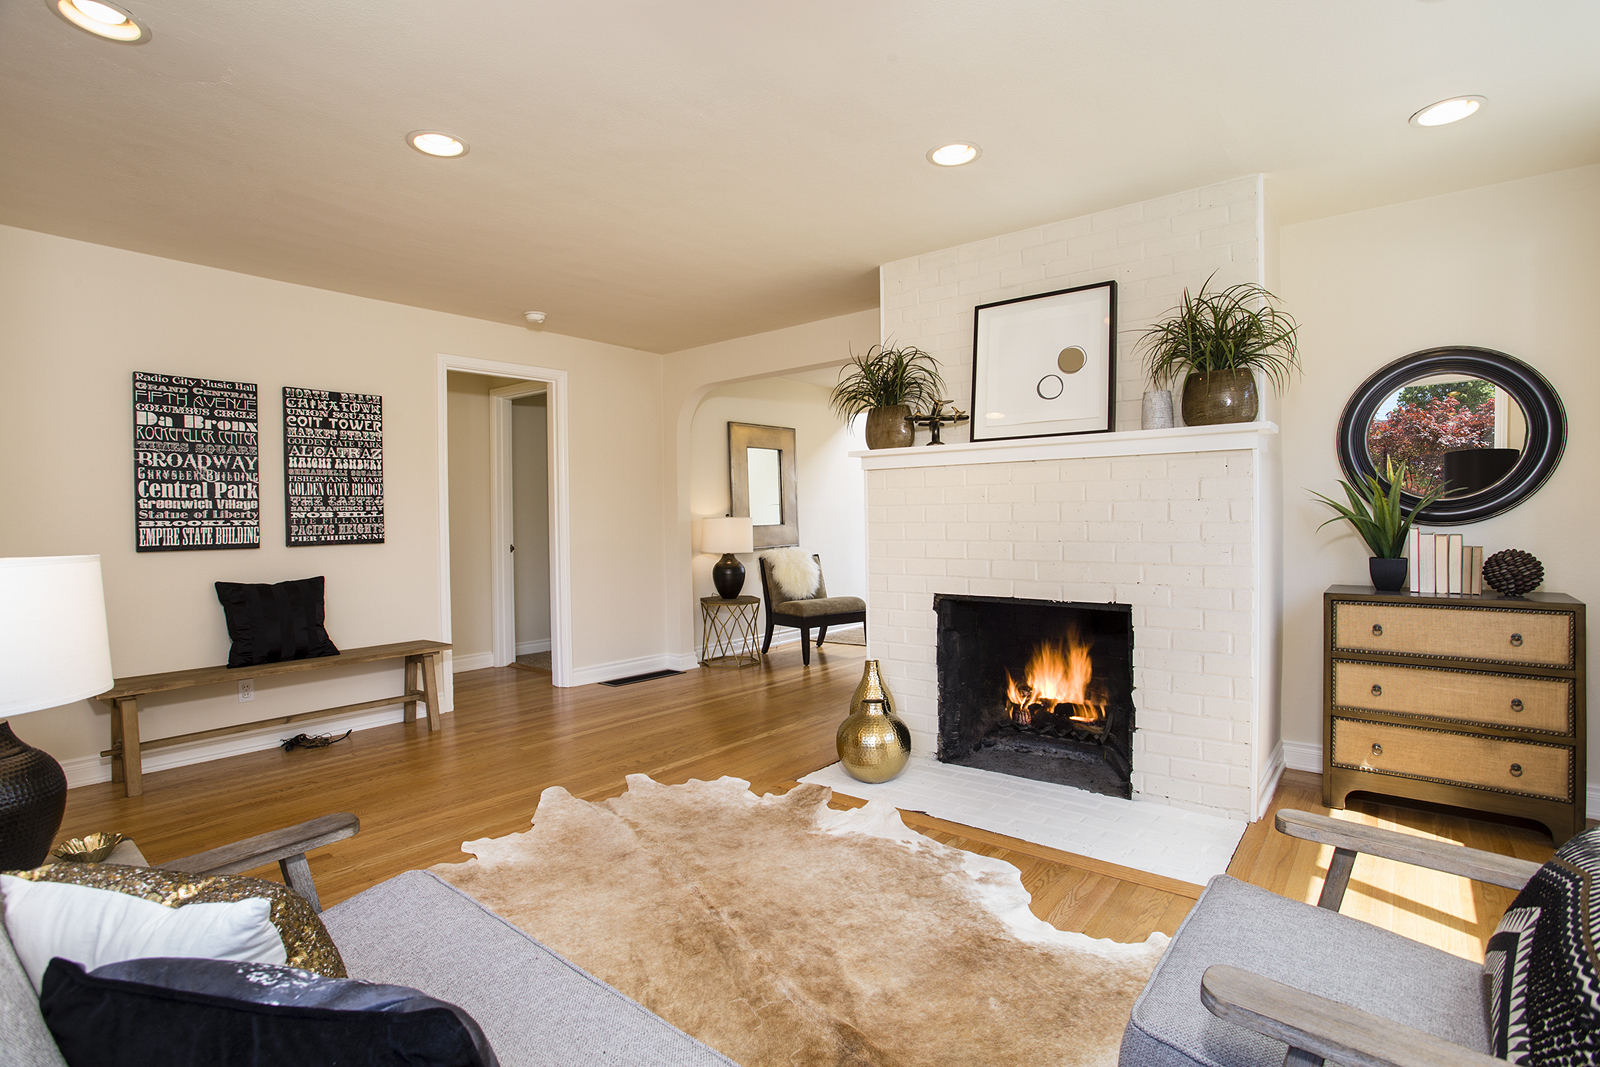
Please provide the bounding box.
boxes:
[4,1,1596,353]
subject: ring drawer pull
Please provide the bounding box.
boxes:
[1510,764,1523,778]
[1371,684,1383,697]
[1510,633,1523,647]
[1371,743,1383,756]
[1372,624,1384,637]
[1511,699,1524,712]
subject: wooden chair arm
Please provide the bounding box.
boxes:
[1275,810,1540,911]
[158,812,359,914]
[1201,964,1502,1067]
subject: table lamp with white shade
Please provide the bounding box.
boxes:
[702,516,755,600]
[0,555,114,870]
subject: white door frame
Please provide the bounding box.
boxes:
[489,381,549,670]
[437,355,574,689]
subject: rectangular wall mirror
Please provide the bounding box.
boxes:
[728,422,799,548]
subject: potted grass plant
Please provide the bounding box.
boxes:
[1311,458,1448,591]
[829,344,946,449]
[1140,276,1301,425]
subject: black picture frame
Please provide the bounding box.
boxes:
[1335,346,1566,526]
[970,280,1117,442]
[132,372,260,552]
[283,387,385,546]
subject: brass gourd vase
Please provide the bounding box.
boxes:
[838,660,910,783]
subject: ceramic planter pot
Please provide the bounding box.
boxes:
[864,405,914,449]
[1180,369,1259,425]
[1369,557,1408,592]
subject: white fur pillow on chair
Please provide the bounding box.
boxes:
[763,548,819,601]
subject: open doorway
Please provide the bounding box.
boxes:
[490,383,551,671]
[436,355,573,693]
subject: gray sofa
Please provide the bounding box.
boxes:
[3,866,733,1067]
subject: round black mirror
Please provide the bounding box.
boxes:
[1335,347,1565,526]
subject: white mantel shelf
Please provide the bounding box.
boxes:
[851,421,1279,470]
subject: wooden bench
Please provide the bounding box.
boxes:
[96,640,450,798]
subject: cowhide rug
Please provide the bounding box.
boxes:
[433,776,1167,1067]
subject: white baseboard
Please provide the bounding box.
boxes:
[1255,741,1286,820]
[565,652,699,687]
[450,651,495,673]
[1281,740,1322,773]
[515,638,551,655]
[58,704,430,789]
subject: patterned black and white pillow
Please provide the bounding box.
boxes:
[1484,827,1600,1065]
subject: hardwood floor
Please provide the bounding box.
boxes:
[56,641,1559,960]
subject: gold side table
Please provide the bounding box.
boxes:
[700,595,761,668]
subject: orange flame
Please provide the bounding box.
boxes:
[1005,631,1104,728]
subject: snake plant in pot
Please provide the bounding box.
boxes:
[1311,458,1448,592]
[829,344,947,449]
[1140,277,1301,425]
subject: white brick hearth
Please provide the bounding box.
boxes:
[858,422,1283,825]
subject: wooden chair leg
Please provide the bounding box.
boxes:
[279,853,322,913]
[800,626,811,665]
[762,619,775,654]
[817,625,829,646]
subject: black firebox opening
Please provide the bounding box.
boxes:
[935,594,1134,799]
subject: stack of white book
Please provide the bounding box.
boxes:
[1405,529,1484,595]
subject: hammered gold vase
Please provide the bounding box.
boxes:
[849,659,895,718]
[838,661,910,783]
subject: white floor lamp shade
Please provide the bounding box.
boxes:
[0,555,115,869]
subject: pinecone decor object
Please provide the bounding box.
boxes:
[1483,549,1544,597]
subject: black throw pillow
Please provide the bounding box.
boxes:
[214,575,339,668]
[41,958,498,1067]
[1483,826,1600,1065]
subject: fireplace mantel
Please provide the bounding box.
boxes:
[853,421,1279,470]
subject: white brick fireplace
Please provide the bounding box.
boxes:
[860,422,1282,823]
[852,174,1283,825]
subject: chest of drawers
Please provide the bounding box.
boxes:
[1323,585,1587,843]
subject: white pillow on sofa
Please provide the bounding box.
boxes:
[0,875,286,992]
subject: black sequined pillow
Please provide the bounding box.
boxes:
[8,863,344,978]
[214,576,340,668]
[1484,827,1600,1064]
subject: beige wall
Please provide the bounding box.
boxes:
[688,378,867,646]
[1277,165,1600,788]
[0,225,665,783]
[661,309,882,657]
[513,393,552,650]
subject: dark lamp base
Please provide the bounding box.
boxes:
[0,720,68,871]
[711,554,747,600]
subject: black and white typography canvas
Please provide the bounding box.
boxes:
[133,372,260,551]
[283,387,384,546]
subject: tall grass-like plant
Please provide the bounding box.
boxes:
[1311,459,1448,558]
[829,344,946,420]
[1141,276,1301,390]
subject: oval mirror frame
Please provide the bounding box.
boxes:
[1335,346,1566,526]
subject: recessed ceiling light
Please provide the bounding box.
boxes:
[407,131,469,158]
[50,0,149,43]
[927,143,981,167]
[1409,96,1486,128]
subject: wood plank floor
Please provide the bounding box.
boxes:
[56,641,1560,959]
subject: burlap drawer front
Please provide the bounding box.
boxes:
[1332,661,1572,734]
[1331,718,1571,801]
[1332,602,1573,667]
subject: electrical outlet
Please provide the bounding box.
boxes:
[238,679,254,703]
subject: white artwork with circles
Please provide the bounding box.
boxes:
[972,282,1115,441]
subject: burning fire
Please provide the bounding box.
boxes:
[1005,631,1104,730]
